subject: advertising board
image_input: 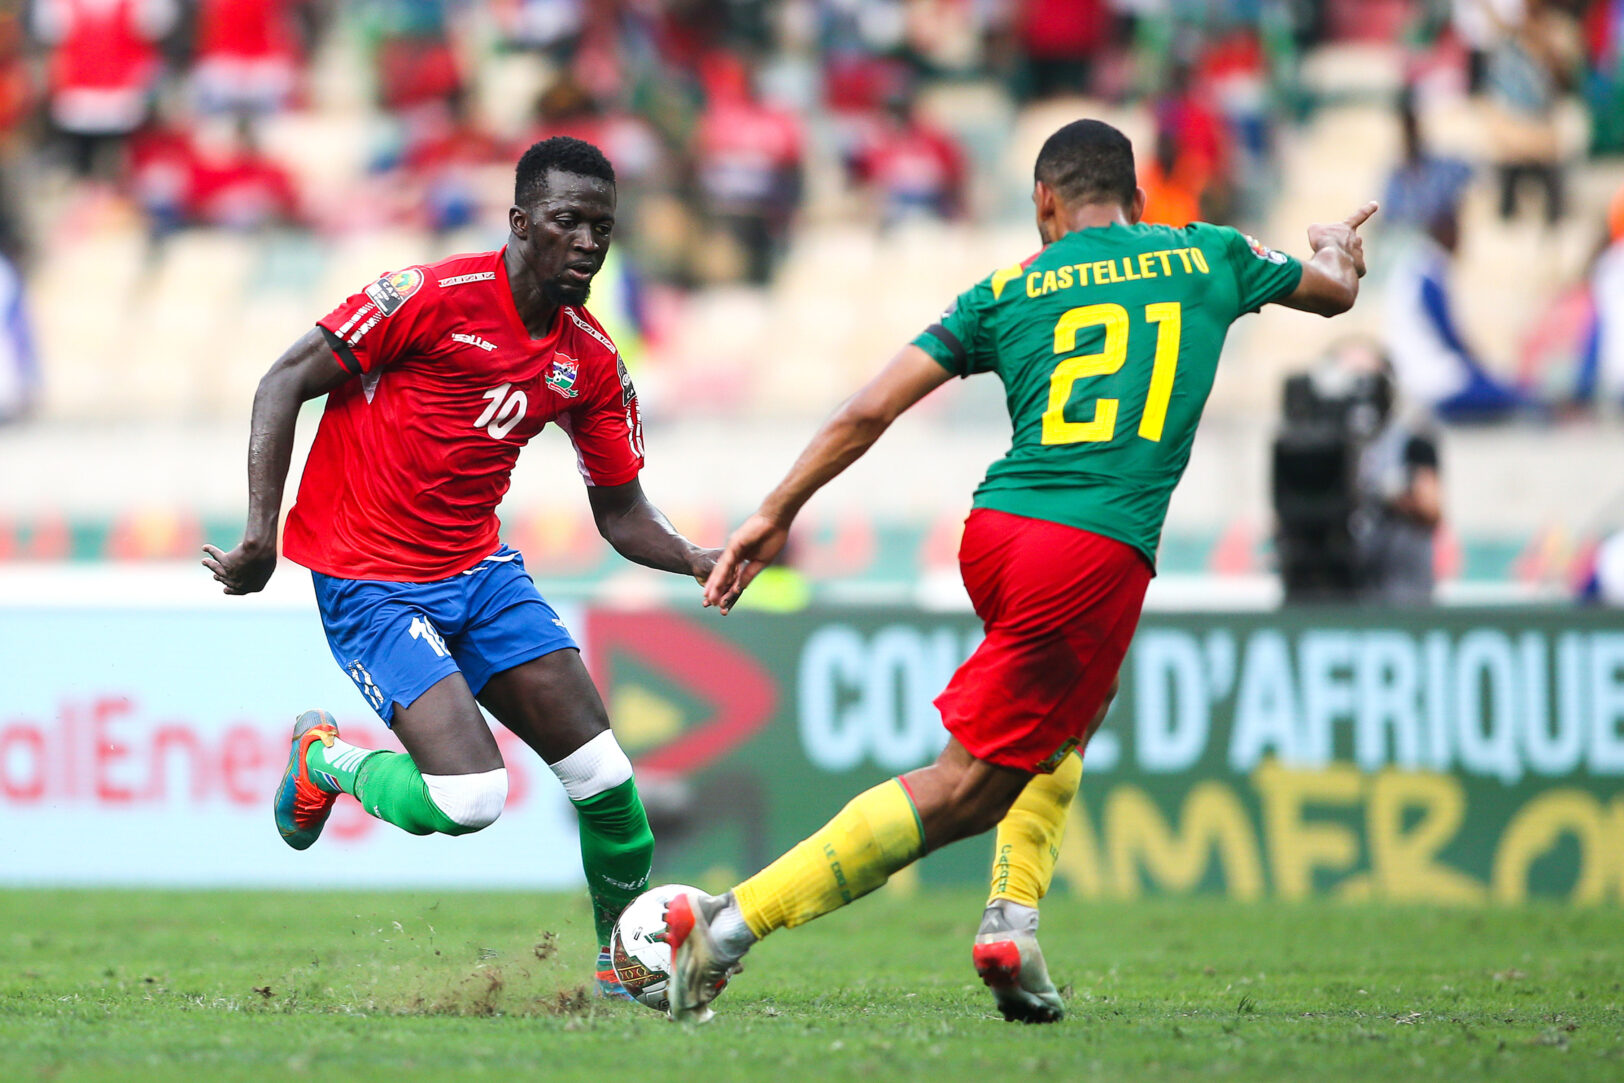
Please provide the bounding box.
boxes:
[4,596,1620,903]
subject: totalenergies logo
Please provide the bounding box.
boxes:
[0,695,534,843]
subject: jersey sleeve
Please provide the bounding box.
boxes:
[314,266,435,375]
[912,274,999,378]
[562,350,645,487]
[1205,224,1304,316]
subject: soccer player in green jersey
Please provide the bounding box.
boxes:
[664,119,1376,1024]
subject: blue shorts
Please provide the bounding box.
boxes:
[311,546,577,724]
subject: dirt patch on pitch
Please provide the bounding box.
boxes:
[398,965,605,1019]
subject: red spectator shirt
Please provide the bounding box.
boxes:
[853,122,965,214]
[284,248,644,582]
[196,0,301,64]
[39,0,167,101]
[188,149,301,228]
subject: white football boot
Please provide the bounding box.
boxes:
[662,889,745,1024]
[972,899,1065,1023]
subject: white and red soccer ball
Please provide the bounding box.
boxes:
[609,883,697,1013]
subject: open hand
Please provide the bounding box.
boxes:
[689,547,723,585]
[702,513,790,614]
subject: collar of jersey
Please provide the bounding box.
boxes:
[495,245,567,347]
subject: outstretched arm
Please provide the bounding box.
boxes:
[201,328,353,594]
[587,477,720,584]
[702,344,953,612]
[1276,201,1378,317]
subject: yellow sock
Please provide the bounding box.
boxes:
[734,778,924,938]
[988,751,1082,907]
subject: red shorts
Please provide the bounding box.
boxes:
[934,508,1151,773]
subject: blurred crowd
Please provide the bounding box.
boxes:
[0,0,1621,427]
[0,0,1316,279]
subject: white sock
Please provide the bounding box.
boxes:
[983,899,1041,935]
[547,730,633,803]
[710,895,757,960]
[324,738,374,773]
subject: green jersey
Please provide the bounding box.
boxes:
[913,221,1303,568]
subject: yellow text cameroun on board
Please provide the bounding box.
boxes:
[1049,763,1624,905]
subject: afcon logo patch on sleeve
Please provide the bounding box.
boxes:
[615,355,636,405]
[1244,235,1289,265]
[364,267,426,316]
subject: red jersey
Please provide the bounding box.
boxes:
[284,248,644,581]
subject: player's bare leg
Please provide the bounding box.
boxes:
[288,675,509,838]
[665,739,1030,1023]
[277,676,508,848]
[975,679,1116,1022]
[479,647,654,996]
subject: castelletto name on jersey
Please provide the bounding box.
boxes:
[997,247,1214,300]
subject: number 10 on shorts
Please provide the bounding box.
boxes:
[409,616,449,657]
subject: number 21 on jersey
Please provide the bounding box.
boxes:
[1041,302,1182,445]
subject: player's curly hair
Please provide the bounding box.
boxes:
[514,136,616,206]
[1034,120,1137,209]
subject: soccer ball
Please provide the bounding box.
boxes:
[610,883,696,1013]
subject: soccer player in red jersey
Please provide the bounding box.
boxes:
[202,137,729,996]
[666,120,1376,1024]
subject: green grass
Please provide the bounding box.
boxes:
[2,889,1621,1082]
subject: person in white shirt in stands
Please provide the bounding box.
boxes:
[1383,192,1538,423]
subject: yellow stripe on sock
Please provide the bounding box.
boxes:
[989,751,1082,907]
[735,778,925,939]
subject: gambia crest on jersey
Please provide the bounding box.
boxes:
[546,355,581,398]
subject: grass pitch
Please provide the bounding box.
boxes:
[2,889,1620,1082]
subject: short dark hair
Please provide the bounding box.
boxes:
[1034,120,1137,208]
[514,136,615,206]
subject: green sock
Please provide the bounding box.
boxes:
[305,737,379,795]
[573,777,655,946]
[349,752,469,836]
